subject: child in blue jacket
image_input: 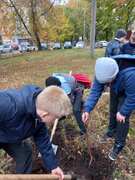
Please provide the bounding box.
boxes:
[45,73,86,135]
[105,29,127,57]
[82,57,135,160]
[0,85,72,179]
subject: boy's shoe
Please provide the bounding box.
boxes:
[80,131,86,136]
[108,149,118,161]
[108,144,123,161]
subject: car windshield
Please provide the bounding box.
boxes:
[42,43,47,46]
[78,41,83,44]
[3,45,10,48]
[21,45,26,47]
[65,42,71,45]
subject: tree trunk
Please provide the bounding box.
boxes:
[90,0,96,57]
[31,0,42,50]
[9,0,32,38]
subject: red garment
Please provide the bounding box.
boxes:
[72,73,91,89]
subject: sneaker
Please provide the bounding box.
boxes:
[108,149,118,161]
[99,133,114,143]
[80,131,86,136]
[108,144,123,161]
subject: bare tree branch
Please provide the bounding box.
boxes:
[40,0,55,17]
[8,0,32,37]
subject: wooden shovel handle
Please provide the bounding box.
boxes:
[50,118,59,142]
[0,174,73,180]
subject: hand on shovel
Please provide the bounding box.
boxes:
[51,166,64,180]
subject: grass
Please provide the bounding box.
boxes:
[1,48,135,179]
[0,48,105,89]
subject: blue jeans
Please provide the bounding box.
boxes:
[0,141,33,173]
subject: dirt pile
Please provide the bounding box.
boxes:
[54,92,135,179]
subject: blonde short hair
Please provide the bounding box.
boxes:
[36,86,72,117]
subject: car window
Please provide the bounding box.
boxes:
[3,45,10,48]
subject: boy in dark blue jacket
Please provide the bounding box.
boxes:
[105,29,127,143]
[121,31,135,55]
[0,85,72,179]
[82,57,135,160]
[105,29,127,57]
[45,73,86,135]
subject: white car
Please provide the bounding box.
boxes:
[53,42,61,49]
[26,44,38,51]
[99,41,108,47]
[64,41,72,49]
[75,41,84,48]
[95,41,108,48]
[18,44,27,53]
[0,45,3,53]
[0,44,13,53]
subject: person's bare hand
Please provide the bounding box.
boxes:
[51,166,64,180]
[116,112,126,123]
[82,112,90,124]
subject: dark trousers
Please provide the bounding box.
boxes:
[71,85,86,134]
[0,141,33,173]
[108,89,130,149]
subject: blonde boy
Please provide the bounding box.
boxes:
[0,85,72,180]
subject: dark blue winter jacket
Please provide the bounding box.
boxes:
[0,85,58,171]
[84,67,135,117]
[105,38,122,57]
[121,42,135,55]
[112,54,135,70]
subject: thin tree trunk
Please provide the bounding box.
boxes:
[90,0,96,57]
[31,0,42,50]
[8,0,32,38]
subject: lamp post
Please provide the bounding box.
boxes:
[90,0,96,57]
[83,8,86,45]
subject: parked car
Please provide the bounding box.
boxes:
[18,44,27,53]
[72,40,77,47]
[26,44,38,51]
[1,44,13,53]
[75,41,84,48]
[41,43,48,50]
[53,42,61,49]
[0,45,3,53]
[64,41,72,49]
[100,41,108,47]
[95,41,108,48]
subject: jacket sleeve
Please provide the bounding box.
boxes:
[83,78,105,113]
[119,73,135,117]
[105,43,113,57]
[0,92,14,124]
[33,123,58,171]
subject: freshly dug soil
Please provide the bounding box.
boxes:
[1,94,135,180]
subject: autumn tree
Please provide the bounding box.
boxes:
[0,1,16,39]
[96,0,135,40]
[1,0,55,50]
